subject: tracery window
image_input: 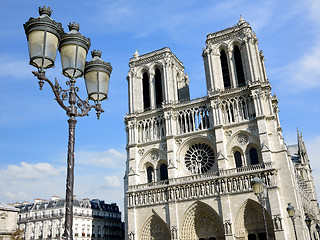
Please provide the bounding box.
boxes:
[249,148,259,165]
[184,143,215,174]
[142,72,150,110]
[147,166,154,183]
[233,45,245,87]
[220,50,231,89]
[234,151,243,168]
[155,68,163,107]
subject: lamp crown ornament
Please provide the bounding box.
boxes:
[68,22,80,32]
[92,49,102,58]
[39,6,52,17]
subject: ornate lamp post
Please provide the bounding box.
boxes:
[23,7,112,240]
[305,216,312,240]
[252,176,269,240]
[286,203,298,240]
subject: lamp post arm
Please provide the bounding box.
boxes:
[32,70,70,112]
[74,91,104,119]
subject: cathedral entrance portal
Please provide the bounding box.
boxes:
[235,199,274,240]
[140,214,170,240]
[180,201,225,240]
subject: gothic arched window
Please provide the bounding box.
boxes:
[155,68,163,107]
[234,151,243,168]
[233,45,245,87]
[142,72,150,110]
[160,164,168,181]
[220,50,231,89]
[147,166,154,183]
[249,148,259,165]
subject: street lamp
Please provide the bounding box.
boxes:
[305,216,312,240]
[286,203,298,240]
[23,6,112,240]
[316,224,320,239]
[251,176,269,240]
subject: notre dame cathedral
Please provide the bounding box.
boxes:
[123,17,320,240]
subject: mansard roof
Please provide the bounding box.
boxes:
[0,202,20,212]
[15,198,120,213]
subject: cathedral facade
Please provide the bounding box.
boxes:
[124,17,320,240]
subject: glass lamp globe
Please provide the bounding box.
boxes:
[23,6,63,69]
[59,23,91,79]
[251,176,263,195]
[286,203,295,217]
[84,50,112,101]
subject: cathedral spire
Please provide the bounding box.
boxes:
[297,128,309,163]
[238,15,246,25]
[133,49,139,59]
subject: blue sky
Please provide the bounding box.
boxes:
[0,0,320,213]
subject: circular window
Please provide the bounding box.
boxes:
[184,143,215,174]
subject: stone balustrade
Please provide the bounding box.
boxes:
[127,163,276,208]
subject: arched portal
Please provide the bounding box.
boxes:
[234,199,274,240]
[140,214,170,240]
[180,201,225,240]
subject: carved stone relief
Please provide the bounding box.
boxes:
[237,134,248,145]
[138,149,145,156]
[225,130,232,138]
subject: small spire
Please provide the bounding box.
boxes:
[133,49,139,58]
[238,15,246,25]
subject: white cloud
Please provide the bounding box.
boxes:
[273,41,320,92]
[76,148,126,168]
[103,176,121,188]
[0,162,66,203]
[308,0,320,22]
[0,162,65,183]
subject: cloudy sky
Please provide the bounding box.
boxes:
[0,0,319,214]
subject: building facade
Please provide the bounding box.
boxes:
[16,197,123,240]
[0,202,19,240]
[124,17,320,240]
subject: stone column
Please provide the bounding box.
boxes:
[149,73,155,109]
[227,50,237,88]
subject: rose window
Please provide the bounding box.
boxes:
[184,143,215,174]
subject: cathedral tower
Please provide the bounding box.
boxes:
[124,17,319,240]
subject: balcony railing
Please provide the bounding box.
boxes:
[128,162,272,192]
[127,163,276,207]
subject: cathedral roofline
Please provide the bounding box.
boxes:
[129,47,184,69]
[205,18,251,44]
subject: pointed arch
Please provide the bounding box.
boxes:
[154,68,163,107]
[220,49,231,89]
[140,214,170,240]
[142,72,150,110]
[233,45,245,87]
[234,199,274,239]
[180,201,225,240]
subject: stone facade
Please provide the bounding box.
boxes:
[124,17,320,240]
[15,197,123,240]
[0,202,19,240]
